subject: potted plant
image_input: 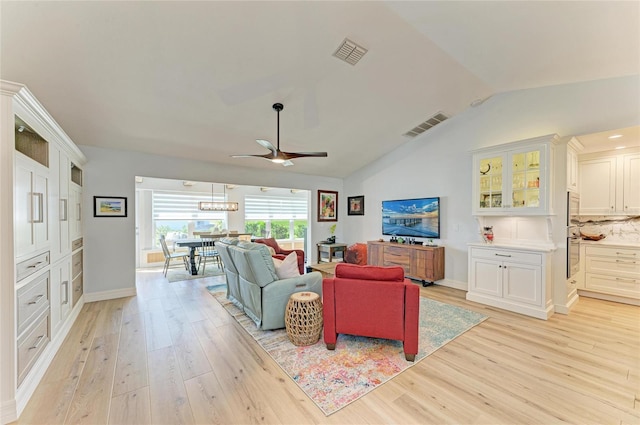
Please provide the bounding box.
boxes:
[327,224,337,243]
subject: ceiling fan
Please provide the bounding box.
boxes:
[231,103,327,166]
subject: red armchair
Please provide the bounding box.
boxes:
[322,263,420,361]
[253,238,305,274]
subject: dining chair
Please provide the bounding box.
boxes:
[160,235,189,277]
[198,236,223,273]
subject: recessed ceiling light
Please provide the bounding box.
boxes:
[615,146,626,150]
[608,134,623,139]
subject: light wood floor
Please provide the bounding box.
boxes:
[13,269,640,424]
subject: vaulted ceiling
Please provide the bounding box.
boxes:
[1,1,638,177]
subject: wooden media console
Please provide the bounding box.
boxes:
[367,241,445,286]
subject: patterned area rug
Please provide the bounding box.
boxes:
[166,267,224,282]
[207,284,487,415]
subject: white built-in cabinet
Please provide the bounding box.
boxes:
[579,151,640,215]
[14,154,49,259]
[467,245,554,320]
[566,138,580,193]
[472,134,559,216]
[579,244,640,304]
[1,80,86,425]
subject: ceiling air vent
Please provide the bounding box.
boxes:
[403,112,449,138]
[333,38,368,65]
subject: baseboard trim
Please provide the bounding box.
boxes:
[555,292,580,315]
[577,290,639,306]
[433,279,467,291]
[83,287,136,303]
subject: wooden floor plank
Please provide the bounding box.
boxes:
[12,268,640,425]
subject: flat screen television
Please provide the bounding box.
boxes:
[382,197,440,239]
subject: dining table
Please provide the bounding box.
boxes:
[175,238,217,275]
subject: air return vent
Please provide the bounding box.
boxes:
[403,112,449,138]
[333,38,368,65]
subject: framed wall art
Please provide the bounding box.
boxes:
[94,196,128,217]
[347,195,365,216]
[317,190,338,222]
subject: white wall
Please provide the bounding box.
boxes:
[343,75,640,289]
[81,147,341,297]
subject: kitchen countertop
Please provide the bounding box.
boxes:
[468,242,556,253]
[580,239,640,248]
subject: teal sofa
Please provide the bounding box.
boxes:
[216,238,322,330]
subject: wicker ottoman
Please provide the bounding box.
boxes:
[285,292,323,346]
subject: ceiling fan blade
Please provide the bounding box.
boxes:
[281,151,328,159]
[256,139,277,154]
[231,153,275,159]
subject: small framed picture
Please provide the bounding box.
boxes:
[348,195,365,216]
[317,190,338,222]
[94,196,127,217]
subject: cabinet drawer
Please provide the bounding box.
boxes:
[72,237,83,251]
[17,271,50,336]
[72,273,83,307]
[586,257,640,279]
[585,245,640,259]
[72,250,83,278]
[470,247,541,265]
[17,311,50,387]
[585,273,640,299]
[16,251,50,282]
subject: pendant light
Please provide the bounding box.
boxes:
[198,183,238,212]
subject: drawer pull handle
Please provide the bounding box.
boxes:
[495,253,512,257]
[75,287,81,292]
[27,261,44,269]
[28,335,45,350]
[615,277,638,283]
[616,260,636,264]
[616,252,637,256]
[27,294,44,305]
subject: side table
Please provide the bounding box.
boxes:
[316,242,347,263]
[285,292,323,346]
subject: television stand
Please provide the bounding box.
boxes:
[367,241,444,286]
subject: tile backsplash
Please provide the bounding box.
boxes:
[579,216,640,244]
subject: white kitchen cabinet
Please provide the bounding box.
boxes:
[472,134,559,216]
[582,244,639,302]
[467,245,553,319]
[566,138,581,192]
[14,154,49,260]
[622,153,640,214]
[579,151,640,215]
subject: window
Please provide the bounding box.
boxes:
[244,195,308,246]
[153,191,227,246]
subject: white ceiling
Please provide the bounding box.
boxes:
[1,1,638,177]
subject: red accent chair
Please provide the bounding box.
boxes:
[253,238,305,275]
[322,263,420,361]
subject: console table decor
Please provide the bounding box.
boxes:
[367,241,445,286]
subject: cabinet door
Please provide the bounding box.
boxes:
[475,153,505,213]
[412,249,433,281]
[470,257,502,297]
[70,185,82,242]
[623,153,640,214]
[15,158,35,257]
[567,146,578,192]
[509,145,545,212]
[502,262,542,306]
[50,259,71,337]
[579,157,616,214]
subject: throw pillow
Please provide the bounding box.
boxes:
[272,251,300,279]
[266,246,276,256]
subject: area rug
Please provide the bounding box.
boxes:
[206,284,488,415]
[167,267,225,282]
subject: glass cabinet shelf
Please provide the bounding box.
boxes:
[472,135,559,215]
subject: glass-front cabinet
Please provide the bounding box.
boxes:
[473,135,559,215]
